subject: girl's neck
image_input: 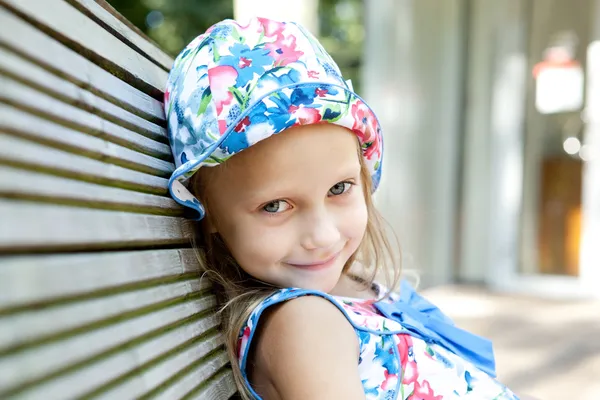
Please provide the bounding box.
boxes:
[329,273,378,300]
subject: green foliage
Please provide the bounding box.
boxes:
[319,0,364,92]
[108,0,233,56]
[108,0,363,92]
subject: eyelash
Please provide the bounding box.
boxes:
[328,181,355,197]
[260,180,356,215]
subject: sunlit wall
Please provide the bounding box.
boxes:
[363,0,467,287]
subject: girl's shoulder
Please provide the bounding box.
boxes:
[238,286,391,359]
[237,288,351,366]
[237,288,362,399]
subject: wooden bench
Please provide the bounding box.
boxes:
[0,0,237,398]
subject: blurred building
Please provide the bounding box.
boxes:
[363,0,600,299]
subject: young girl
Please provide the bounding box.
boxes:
[164,17,520,400]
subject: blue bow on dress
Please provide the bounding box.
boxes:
[374,280,497,377]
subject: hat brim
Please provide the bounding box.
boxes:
[168,82,383,220]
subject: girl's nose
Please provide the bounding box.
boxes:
[300,208,341,251]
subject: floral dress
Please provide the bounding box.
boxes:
[237,283,519,400]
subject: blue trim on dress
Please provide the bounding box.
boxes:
[238,288,404,400]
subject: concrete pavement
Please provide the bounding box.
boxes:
[422,285,600,400]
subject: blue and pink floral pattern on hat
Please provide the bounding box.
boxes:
[165,17,383,220]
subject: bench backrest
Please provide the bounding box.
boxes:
[0,0,236,398]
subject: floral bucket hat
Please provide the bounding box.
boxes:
[165,17,383,220]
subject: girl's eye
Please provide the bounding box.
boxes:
[262,200,291,213]
[329,181,353,196]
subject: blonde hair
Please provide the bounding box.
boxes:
[189,147,401,399]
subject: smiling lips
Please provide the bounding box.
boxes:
[286,251,342,271]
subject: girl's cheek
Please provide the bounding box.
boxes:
[339,200,368,235]
[235,223,290,257]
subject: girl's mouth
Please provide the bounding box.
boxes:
[286,251,341,271]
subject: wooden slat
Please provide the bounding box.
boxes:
[2,0,169,97]
[0,1,237,398]
[0,105,173,178]
[0,7,165,123]
[0,281,210,353]
[0,297,217,398]
[189,370,237,400]
[0,77,172,161]
[0,249,221,398]
[3,335,227,400]
[0,47,168,142]
[153,352,230,400]
[93,333,224,399]
[0,134,169,195]
[0,200,194,253]
[0,166,181,215]
[68,0,173,71]
[0,249,200,307]
[0,103,172,177]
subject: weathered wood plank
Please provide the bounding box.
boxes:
[0,281,211,353]
[0,105,173,177]
[2,0,169,96]
[67,0,173,70]
[85,332,224,399]
[0,1,236,398]
[0,47,168,142]
[0,7,165,123]
[0,134,169,195]
[0,76,172,161]
[0,249,200,307]
[188,370,237,400]
[0,166,181,216]
[0,200,194,253]
[152,352,230,400]
[0,298,217,398]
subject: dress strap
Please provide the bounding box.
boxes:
[237,288,353,399]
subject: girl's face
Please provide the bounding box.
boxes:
[204,124,369,292]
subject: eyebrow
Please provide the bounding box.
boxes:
[242,162,362,205]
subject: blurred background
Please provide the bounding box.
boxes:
[106,0,600,398]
